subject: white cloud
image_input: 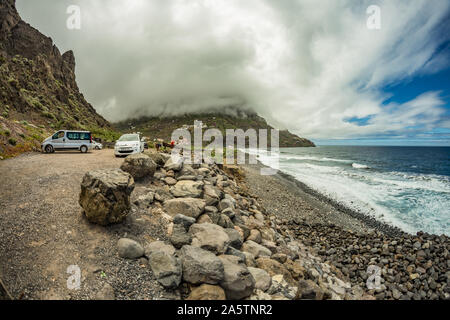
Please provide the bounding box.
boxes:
[16,0,450,140]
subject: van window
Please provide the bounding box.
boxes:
[52,131,65,140]
[67,132,91,140]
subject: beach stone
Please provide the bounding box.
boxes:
[186,284,226,300]
[171,180,204,198]
[272,253,287,264]
[218,199,235,211]
[219,255,255,300]
[197,214,213,224]
[164,177,177,185]
[224,228,244,249]
[120,154,156,180]
[190,223,231,254]
[170,224,192,249]
[180,245,225,285]
[118,238,144,259]
[242,240,272,258]
[248,267,272,292]
[247,229,262,243]
[148,251,182,289]
[173,214,196,230]
[79,169,134,226]
[203,185,223,206]
[163,198,206,219]
[226,247,247,262]
[144,241,176,257]
[243,252,257,267]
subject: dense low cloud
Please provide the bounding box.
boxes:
[17,0,450,140]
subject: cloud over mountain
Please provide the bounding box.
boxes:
[17,0,450,140]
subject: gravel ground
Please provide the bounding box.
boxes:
[0,149,170,300]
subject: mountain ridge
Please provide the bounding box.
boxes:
[114,109,316,148]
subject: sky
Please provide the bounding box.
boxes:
[16,0,450,146]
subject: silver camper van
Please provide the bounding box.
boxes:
[41,130,93,153]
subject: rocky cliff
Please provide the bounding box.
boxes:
[0,0,116,158]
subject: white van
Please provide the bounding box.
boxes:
[42,130,93,153]
[114,133,145,157]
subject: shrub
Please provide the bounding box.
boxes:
[1,111,8,118]
[8,138,16,146]
[41,111,55,120]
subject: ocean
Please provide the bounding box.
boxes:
[249,146,450,236]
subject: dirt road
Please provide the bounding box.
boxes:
[0,150,172,300]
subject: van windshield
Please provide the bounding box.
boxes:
[118,134,139,142]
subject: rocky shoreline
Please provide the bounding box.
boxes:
[242,162,450,300]
[75,150,448,300]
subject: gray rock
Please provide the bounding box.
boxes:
[134,192,155,208]
[171,180,204,198]
[164,177,177,185]
[170,224,192,249]
[247,229,262,244]
[190,223,231,254]
[242,240,272,258]
[164,157,183,171]
[118,238,144,259]
[120,154,157,180]
[224,228,244,249]
[218,198,235,211]
[144,241,176,257]
[79,169,134,226]
[222,208,236,219]
[173,214,196,230]
[144,151,167,167]
[226,247,247,262]
[180,245,225,285]
[296,279,324,300]
[219,255,255,300]
[163,198,206,219]
[148,251,182,289]
[248,267,272,292]
[203,185,223,206]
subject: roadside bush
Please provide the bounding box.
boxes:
[8,138,16,146]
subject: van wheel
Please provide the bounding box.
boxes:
[45,145,54,154]
[80,145,88,153]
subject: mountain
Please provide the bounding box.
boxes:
[114,109,315,148]
[0,0,117,159]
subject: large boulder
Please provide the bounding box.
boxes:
[148,251,182,289]
[79,169,134,225]
[186,284,226,300]
[219,255,255,300]
[248,267,272,292]
[118,238,144,259]
[163,198,206,219]
[242,240,272,258]
[180,245,224,285]
[170,180,204,198]
[189,223,231,255]
[120,154,157,180]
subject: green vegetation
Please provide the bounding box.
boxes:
[41,111,56,120]
[8,138,16,146]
